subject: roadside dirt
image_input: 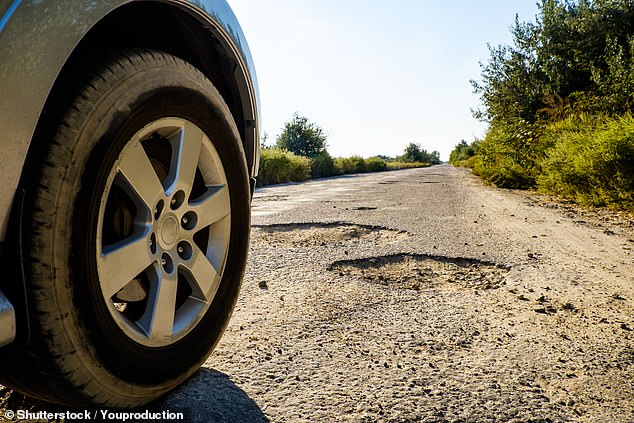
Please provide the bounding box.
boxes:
[1,165,633,422]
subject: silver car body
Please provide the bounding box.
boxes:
[0,0,260,346]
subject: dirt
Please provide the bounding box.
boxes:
[1,165,633,422]
[251,222,409,247]
[330,253,510,291]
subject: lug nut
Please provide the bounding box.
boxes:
[170,190,185,210]
[161,253,174,273]
[154,200,164,220]
[177,241,193,260]
[181,211,197,230]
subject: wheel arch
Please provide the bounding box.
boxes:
[41,1,260,175]
[0,0,260,243]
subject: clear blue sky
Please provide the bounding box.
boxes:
[228,1,541,161]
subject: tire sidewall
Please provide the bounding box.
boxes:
[54,59,249,395]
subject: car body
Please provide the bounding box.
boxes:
[0,0,259,406]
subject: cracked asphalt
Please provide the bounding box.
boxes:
[3,165,634,422]
[199,165,633,422]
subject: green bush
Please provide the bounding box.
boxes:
[366,156,388,171]
[470,119,548,189]
[333,157,356,174]
[538,114,634,208]
[349,155,368,173]
[449,140,477,166]
[310,151,337,178]
[333,155,388,174]
[258,151,435,187]
[257,147,311,186]
[386,161,430,170]
[460,155,479,169]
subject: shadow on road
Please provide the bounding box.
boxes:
[0,368,267,423]
[148,368,268,423]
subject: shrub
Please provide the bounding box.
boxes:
[386,161,430,170]
[258,151,435,187]
[538,114,634,208]
[366,156,388,171]
[349,155,368,173]
[471,119,547,189]
[449,140,477,166]
[310,151,337,178]
[333,157,356,174]
[257,147,311,186]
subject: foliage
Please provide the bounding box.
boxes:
[587,36,634,115]
[449,140,477,165]
[538,114,634,208]
[473,0,634,124]
[472,119,550,189]
[276,113,327,158]
[259,150,434,186]
[310,151,337,179]
[366,156,388,171]
[261,113,440,186]
[399,143,441,164]
[462,0,634,209]
[257,147,311,186]
[386,161,431,170]
[333,157,362,174]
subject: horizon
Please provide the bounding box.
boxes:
[228,0,541,161]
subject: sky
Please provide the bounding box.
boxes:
[228,1,541,161]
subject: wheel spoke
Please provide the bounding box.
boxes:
[99,235,155,299]
[182,246,219,303]
[98,117,234,347]
[140,270,178,341]
[168,123,204,195]
[117,141,164,210]
[190,185,230,228]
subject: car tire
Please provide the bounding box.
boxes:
[0,49,250,407]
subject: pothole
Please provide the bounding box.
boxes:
[251,222,409,247]
[329,253,510,290]
[353,206,377,211]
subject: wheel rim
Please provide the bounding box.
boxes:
[96,118,231,347]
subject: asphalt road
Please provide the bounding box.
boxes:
[160,164,633,422]
[5,165,634,422]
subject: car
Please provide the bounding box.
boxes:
[0,0,259,408]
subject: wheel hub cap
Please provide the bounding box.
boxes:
[160,215,179,247]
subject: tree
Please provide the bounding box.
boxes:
[449,140,477,165]
[276,113,327,158]
[472,0,634,124]
[401,143,423,162]
[401,142,436,163]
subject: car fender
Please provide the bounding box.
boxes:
[0,0,260,242]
